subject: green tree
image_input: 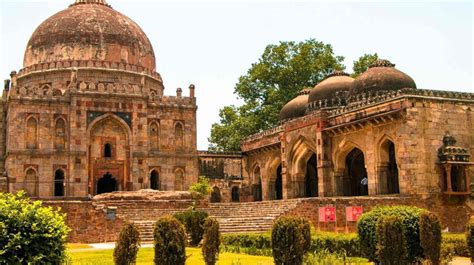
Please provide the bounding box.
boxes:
[209,39,345,151]
[189,176,211,201]
[351,53,379,78]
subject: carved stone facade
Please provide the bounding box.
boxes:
[0,0,198,198]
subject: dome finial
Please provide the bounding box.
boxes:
[72,0,110,7]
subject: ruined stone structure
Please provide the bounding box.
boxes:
[0,0,199,197]
[240,63,474,201]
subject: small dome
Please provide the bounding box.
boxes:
[309,70,353,102]
[24,0,156,72]
[279,89,310,121]
[352,59,416,94]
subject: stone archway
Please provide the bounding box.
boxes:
[305,154,318,197]
[150,170,160,190]
[343,148,368,196]
[275,165,283,200]
[97,172,117,194]
[252,166,262,201]
[379,139,399,194]
[88,114,131,195]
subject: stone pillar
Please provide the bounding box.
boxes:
[445,164,452,192]
[176,87,182,97]
[189,84,195,98]
[280,134,289,199]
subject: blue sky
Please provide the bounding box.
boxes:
[1,0,472,149]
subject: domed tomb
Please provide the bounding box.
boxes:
[309,70,353,103]
[23,0,156,72]
[351,59,416,94]
[279,89,310,121]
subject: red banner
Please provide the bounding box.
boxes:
[346,206,363,222]
[319,206,336,222]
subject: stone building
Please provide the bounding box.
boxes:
[238,61,474,201]
[0,0,199,197]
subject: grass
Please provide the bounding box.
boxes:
[67,247,274,265]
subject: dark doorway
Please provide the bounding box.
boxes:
[305,154,318,197]
[253,180,262,201]
[343,148,368,196]
[150,170,160,190]
[386,142,399,194]
[210,187,221,203]
[54,169,65,197]
[231,186,240,202]
[451,166,466,192]
[97,173,117,194]
[104,143,112,158]
[275,165,283,200]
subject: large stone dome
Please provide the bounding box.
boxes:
[279,89,310,121]
[309,70,353,103]
[352,59,416,94]
[23,0,156,72]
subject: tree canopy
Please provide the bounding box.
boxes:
[208,39,377,151]
[352,53,379,78]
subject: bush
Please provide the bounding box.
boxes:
[174,209,209,246]
[271,217,311,265]
[189,176,211,201]
[309,232,360,257]
[153,215,186,265]
[357,205,426,262]
[467,216,474,261]
[442,233,468,257]
[419,212,441,265]
[202,217,220,265]
[113,222,141,265]
[222,233,271,249]
[0,192,70,264]
[376,215,408,265]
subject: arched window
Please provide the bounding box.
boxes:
[54,118,66,150]
[231,186,240,202]
[343,148,368,196]
[104,143,112,158]
[26,117,38,149]
[54,169,65,197]
[174,169,184,191]
[175,122,184,151]
[24,168,38,197]
[149,122,160,151]
[150,170,160,190]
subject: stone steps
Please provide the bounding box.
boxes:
[98,199,302,241]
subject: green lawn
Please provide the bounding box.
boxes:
[68,247,274,265]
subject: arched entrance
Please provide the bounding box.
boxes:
[252,166,262,201]
[210,186,221,203]
[97,173,117,194]
[305,154,318,197]
[379,140,399,194]
[54,169,65,197]
[275,165,283,200]
[343,148,368,196]
[150,170,159,190]
[231,186,240,202]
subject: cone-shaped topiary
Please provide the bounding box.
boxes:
[271,216,311,265]
[113,222,141,265]
[202,217,220,265]
[467,216,474,262]
[376,215,408,265]
[153,215,186,265]
[419,212,441,265]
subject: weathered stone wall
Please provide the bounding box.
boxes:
[44,201,125,243]
[284,195,473,233]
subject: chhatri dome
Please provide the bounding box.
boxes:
[24,0,156,72]
[309,70,354,103]
[279,89,310,121]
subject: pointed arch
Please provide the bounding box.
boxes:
[24,167,38,197]
[149,121,160,151]
[174,168,185,191]
[287,136,318,198]
[54,117,67,150]
[210,186,221,203]
[377,135,399,194]
[174,121,184,151]
[252,164,262,201]
[54,169,65,196]
[26,116,38,149]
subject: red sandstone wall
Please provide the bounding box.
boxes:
[44,201,125,243]
[284,195,472,233]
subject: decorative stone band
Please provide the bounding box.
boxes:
[242,125,284,143]
[198,150,243,156]
[16,60,161,81]
[71,0,110,7]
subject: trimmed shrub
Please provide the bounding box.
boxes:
[174,209,209,246]
[357,205,426,262]
[376,215,408,265]
[153,215,186,265]
[271,217,311,265]
[222,233,271,249]
[0,192,70,264]
[442,233,468,257]
[419,212,441,265]
[467,216,474,261]
[113,222,141,265]
[202,217,220,265]
[309,232,360,257]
